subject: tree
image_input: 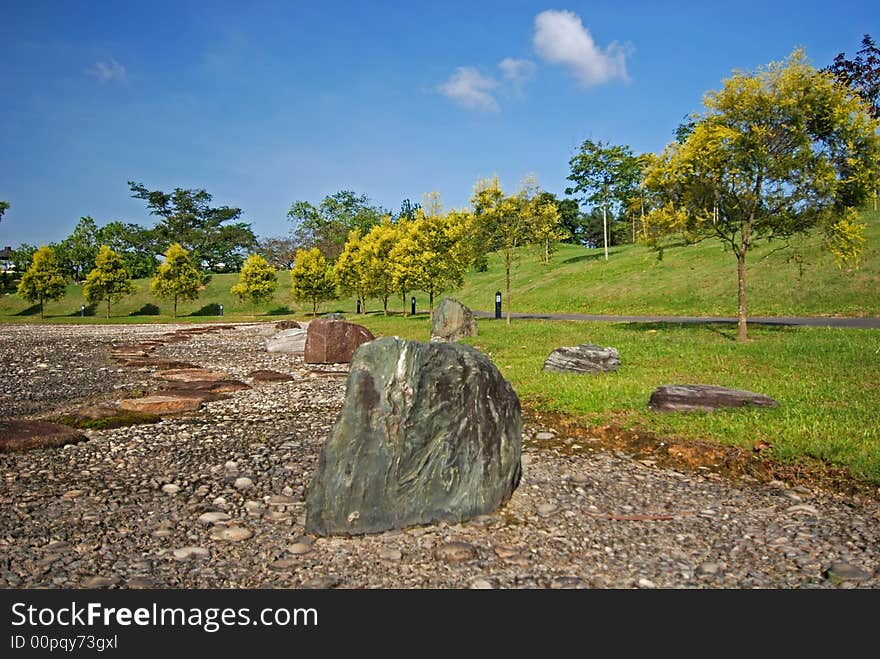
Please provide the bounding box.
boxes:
[644,50,880,342]
[470,176,536,325]
[395,198,421,222]
[231,253,277,316]
[288,191,386,261]
[529,198,567,264]
[566,140,643,259]
[10,243,37,274]
[335,229,370,313]
[826,34,879,119]
[83,245,135,318]
[129,181,256,271]
[411,208,474,315]
[17,245,67,319]
[291,248,337,316]
[359,218,398,315]
[150,243,202,318]
[255,235,299,269]
[0,201,9,223]
[57,216,99,282]
[96,221,158,278]
[388,219,422,316]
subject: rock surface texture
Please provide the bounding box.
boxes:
[648,385,779,412]
[306,337,522,536]
[304,319,375,365]
[542,344,621,374]
[430,297,478,342]
[265,328,307,354]
[0,420,87,452]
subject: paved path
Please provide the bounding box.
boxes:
[471,310,880,329]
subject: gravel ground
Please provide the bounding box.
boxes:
[1,322,878,589]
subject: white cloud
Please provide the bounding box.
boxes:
[499,57,536,86]
[532,9,629,87]
[89,58,126,83]
[438,67,500,112]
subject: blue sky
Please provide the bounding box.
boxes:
[1,1,877,248]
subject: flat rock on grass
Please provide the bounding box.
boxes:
[543,344,621,374]
[161,379,251,394]
[0,420,87,452]
[648,384,778,412]
[118,395,205,415]
[49,405,161,430]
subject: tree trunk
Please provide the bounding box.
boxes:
[383,296,388,316]
[40,299,44,320]
[106,298,111,319]
[401,290,407,317]
[312,300,317,317]
[173,296,178,319]
[429,290,434,319]
[736,251,748,342]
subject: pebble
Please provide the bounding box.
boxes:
[537,503,557,517]
[535,431,556,441]
[637,578,656,589]
[286,542,312,555]
[81,576,118,588]
[161,484,180,494]
[211,527,253,542]
[470,579,493,589]
[234,477,254,490]
[2,323,878,590]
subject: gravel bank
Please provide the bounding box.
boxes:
[1,323,878,588]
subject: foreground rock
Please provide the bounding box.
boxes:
[118,394,204,414]
[543,344,621,374]
[430,297,478,342]
[648,384,778,412]
[304,319,375,364]
[306,337,522,536]
[154,368,231,382]
[0,420,87,452]
[265,328,307,354]
[49,405,161,430]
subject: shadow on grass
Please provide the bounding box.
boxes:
[15,304,42,316]
[267,306,292,315]
[190,303,223,316]
[562,250,618,265]
[129,303,160,316]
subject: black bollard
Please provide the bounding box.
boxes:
[357,299,361,314]
[495,291,502,319]
[81,304,85,317]
[219,304,224,317]
[411,296,416,316]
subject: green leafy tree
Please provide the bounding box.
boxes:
[291,247,337,316]
[359,218,398,314]
[0,201,9,223]
[129,182,256,271]
[411,208,474,315]
[389,219,422,316]
[58,216,100,281]
[529,199,567,264]
[566,139,643,258]
[335,229,371,313]
[288,191,386,261]
[96,221,158,278]
[17,245,67,319]
[83,245,135,318]
[231,253,278,316]
[10,243,37,273]
[470,176,536,325]
[150,243,202,318]
[644,50,880,342]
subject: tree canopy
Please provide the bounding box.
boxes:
[644,50,880,341]
[17,245,67,319]
[288,190,387,261]
[290,247,337,316]
[231,253,278,315]
[826,33,879,119]
[83,245,135,318]
[150,243,203,318]
[129,181,256,272]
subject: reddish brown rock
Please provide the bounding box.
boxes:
[161,379,250,394]
[118,395,204,414]
[304,319,375,364]
[0,420,88,453]
[153,368,231,382]
[50,405,161,429]
[114,357,198,370]
[248,370,295,383]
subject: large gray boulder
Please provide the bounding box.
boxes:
[543,344,621,374]
[648,384,778,412]
[265,328,307,353]
[306,337,522,536]
[430,297,478,342]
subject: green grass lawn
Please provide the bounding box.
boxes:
[353,314,880,486]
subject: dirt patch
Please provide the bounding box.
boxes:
[525,410,879,500]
